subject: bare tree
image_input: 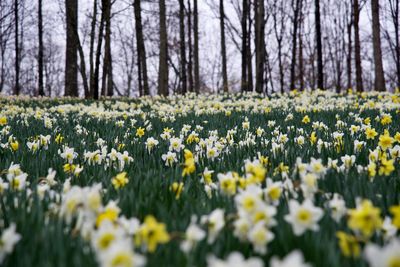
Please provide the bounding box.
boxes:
[37,0,44,96]
[134,0,149,96]
[315,0,324,90]
[65,0,78,96]
[158,0,168,96]
[187,0,194,92]
[289,0,302,91]
[371,0,386,91]
[101,0,113,97]
[193,0,200,93]
[179,0,187,94]
[354,0,364,92]
[14,0,20,95]
[220,0,228,92]
[255,0,265,93]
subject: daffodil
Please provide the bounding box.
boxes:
[336,231,360,258]
[284,199,323,236]
[390,205,400,228]
[136,127,145,137]
[135,215,170,253]
[302,115,310,124]
[365,238,400,267]
[170,182,184,199]
[348,200,382,238]
[112,172,129,189]
[379,133,394,150]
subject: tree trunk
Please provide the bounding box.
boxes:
[134,0,149,96]
[38,0,44,96]
[101,0,113,97]
[347,8,353,91]
[92,0,106,99]
[179,0,187,94]
[158,0,169,96]
[371,0,386,91]
[315,0,324,90]
[241,0,248,92]
[65,0,78,97]
[290,0,301,91]
[14,0,20,95]
[255,0,265,93]
[298,0,304,91]
[220,0,228,93]
[187,0,194,92]
[88,0,97,98]
[193,0,200,94]
[247,11,253,92]
[354,0,363,92]
[391,0,400,89]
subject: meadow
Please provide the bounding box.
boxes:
[0,90,400,267]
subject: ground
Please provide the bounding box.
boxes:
[0,90,400,267]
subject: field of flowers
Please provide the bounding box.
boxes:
[0,91,400,267]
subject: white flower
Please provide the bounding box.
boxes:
[206,146,220,160]
[354,140,365,153]
[340,154,356,169]
[0,223,21,264]
[207,251,263,267]
[45,168,57,186]
[233,215,252,241]
[201,208,225,244]
[284,199,323,236]
[308,158,326,177]
[161,151,177,167]
[364,238,400,267]
[59,146,78,164]
[180,219,206,253]
[27,140,40,152]
[169,137,184,152]
[300,173,319,199]
[118,151,133,170]
[92,221,124,252]
[98,240,145,267]
[145,137,159,153]
[247,222,274,254]
[328,193,346,223]
[270,250,311,267]
[108,148,119,162]
[7,173,28,191]
[235,185,263,214]
[381,217,397,241]
[119,216,140,235]
[0,178,9,193]
[264,178,283,205]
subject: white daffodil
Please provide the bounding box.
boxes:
[201,208,225,244]
[284,199,323,236]
[207,251,263,267]
[0,223,21,264]
[364,238,400,267]
[270,250,311,267]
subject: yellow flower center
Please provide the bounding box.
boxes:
[297,209,311,223]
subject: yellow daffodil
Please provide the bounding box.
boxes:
[390,205,400,228]
[136,127,145,138]
[348,200,382,238]
[302,115,310,124]
[170,182,184,199]
[365,128,378,140]
[135,215,170,253]
[336,231,360,258]
[112,172,129,189]
[0,116,7,126]
[378,133,394,150]
[378,158,395,176]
